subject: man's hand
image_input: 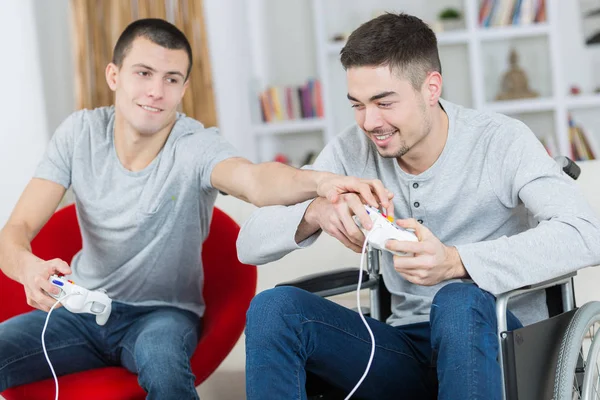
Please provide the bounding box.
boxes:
[302,193,385,252]
[385,218,468,286]
[19,258,72,312]
[316,175,394,217]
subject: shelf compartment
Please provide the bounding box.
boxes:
[566,95,600,110]
[478,23,550,41]
[484,97,556,114]
[252,117,327,136]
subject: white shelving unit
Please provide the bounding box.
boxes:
[245,0,600,163]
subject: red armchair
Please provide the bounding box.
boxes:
[0,204,257,399]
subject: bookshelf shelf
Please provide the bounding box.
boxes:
[326,30,469,56]
[484,97,556,114]
[478,22,550,41]
[566,95,600,110]
[252,118,327,136]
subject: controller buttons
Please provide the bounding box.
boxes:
[68,280,75,284]
[51,279,64,286]
[386,215,394,223]
[90,302,106,313]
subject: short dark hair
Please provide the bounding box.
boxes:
[112,18,193,80]
[340,13,441,90]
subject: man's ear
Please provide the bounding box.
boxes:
[105,62,119,91]
[181,78,190,99]
[424,71,443,106]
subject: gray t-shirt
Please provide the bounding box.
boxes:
[236,99,600,327]
[34,106,239,318]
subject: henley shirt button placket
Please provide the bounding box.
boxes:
[411,182,423,223]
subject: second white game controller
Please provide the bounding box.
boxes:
[48,275,112,325]
[353,205,418,256]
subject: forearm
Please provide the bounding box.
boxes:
[247,163,334,207]
[457,216,600,295]
[0,223,38,283]
[236,199,320,265]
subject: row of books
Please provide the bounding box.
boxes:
[479,0,546,27]
[258,79,324,123]
[568,115,597,161]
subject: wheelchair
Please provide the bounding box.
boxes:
[277,157,600,400]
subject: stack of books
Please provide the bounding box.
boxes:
[479,0,546,27]
[568,115,598,161]
[258,79,324,123]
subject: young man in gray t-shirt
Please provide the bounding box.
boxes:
[239,13,600,400]
[0,19,392,399]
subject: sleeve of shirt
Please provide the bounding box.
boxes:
[456,120,600,295]
[33,113,78,189]
[196,127,242,192]
[236,140,349,265]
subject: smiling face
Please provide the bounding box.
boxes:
[105,36,189,137]
[347,65,435,159]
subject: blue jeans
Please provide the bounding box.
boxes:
[0,301,202,400]
[245,282,522,400]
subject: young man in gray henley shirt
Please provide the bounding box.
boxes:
[238,13,600,400]
[0,19,392,400]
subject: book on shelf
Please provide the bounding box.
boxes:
[258,78,324,123]
[479,0,546,28]
[568,114,597,161]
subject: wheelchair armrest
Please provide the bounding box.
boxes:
[496,271,577,334]
[275,268,378,298]
[514,272,577,291]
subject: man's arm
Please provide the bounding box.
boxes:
[0,178,72,310]
[456,126,600,295]
[210,157,392,211]
[236,128,383,264]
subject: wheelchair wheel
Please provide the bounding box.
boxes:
[554,301,600,400]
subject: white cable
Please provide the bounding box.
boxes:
[42,292,77,400]
[345,227,381,400]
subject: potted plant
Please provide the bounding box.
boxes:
[438,7,463,31]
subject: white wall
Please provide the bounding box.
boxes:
[0,0,50,227]
[32,0,75,137]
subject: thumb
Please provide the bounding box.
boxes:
[395,218,425,240]
[51,259,72,276]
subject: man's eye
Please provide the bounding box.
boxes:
[351,104,363,109]
[166,78,179,84]
[378,103,392,108]
[137,71,150,77]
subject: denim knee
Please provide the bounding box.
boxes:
[430,282,495,330]
[246,286,306,337]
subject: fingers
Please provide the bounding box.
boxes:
[365,179,390,210]
[329,227,363,253]
[47,258,72,276]
[385,239,423,255]
[347,197,373,231]
[353,180,380,210]
[339,212,366,249]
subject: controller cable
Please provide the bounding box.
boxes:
[42,292,80,400]
[345,227,381,400]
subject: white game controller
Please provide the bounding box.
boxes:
[48,275,112,325]
[353,205,418,256]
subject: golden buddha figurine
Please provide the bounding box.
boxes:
[496,48,539,101]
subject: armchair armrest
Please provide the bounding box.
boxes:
[276,268,378,298]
